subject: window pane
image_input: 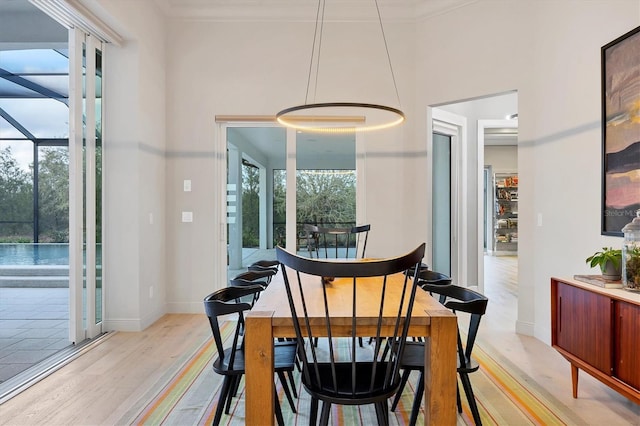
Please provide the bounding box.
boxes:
[37,146,69,243]
[296,133,356,255]
[0,99,69,138]
[226,126,285,273]
[0,141,34,241]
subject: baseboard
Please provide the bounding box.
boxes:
[515,319,534,336]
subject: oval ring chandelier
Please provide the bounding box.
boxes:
[276,0,405,133]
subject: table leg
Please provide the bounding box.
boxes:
[424,313,457,425]
[245,311,275,425]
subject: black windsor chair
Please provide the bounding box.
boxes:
[390,284,488,426]
[204,286,298,426]
[229,269,275,306]
[314,226,351,259]
[248,259,280,281]
[347,224,370,259]
[229,269,300,386]
[301,224,320,258]
[417,269,452,303]
[276,243,426,426]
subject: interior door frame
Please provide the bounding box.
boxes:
[428,108,467,285]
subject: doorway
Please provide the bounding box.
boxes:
[431,91,517,295]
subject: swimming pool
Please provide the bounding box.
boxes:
[0,243,70,265]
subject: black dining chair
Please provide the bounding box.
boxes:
[347,224,370,259]
[229,270,275,306]
[315,226,351,259]
[276,243,426,426]
[390,284,489,426]
[248,259,280,278]
[229,268,301,392]
[300,224,320,258]
[417,269,452,304]
[233,269,275,286]
[204,285,298,426]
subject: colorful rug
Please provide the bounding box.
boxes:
[121,325,582,425]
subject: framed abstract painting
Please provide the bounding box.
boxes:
[601,25,640,236]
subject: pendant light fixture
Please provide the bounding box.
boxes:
[276,0,405,133]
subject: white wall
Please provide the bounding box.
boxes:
[99,0,167,330]
[92,0,639,343]
[485,146,517,172]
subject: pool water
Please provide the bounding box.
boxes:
[0,244,70,265]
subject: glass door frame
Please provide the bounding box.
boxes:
[215,118,365,287]
[69,29,103,343]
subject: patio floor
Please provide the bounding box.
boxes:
[0,287,70,383]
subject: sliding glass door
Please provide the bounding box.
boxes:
[68,30,103,342]
[226,126,286,276]
[223,123,356,278]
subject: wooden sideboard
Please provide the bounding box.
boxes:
[551,277,640,404]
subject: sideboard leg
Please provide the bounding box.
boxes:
[571,363,579,398]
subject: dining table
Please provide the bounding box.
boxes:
[245,264,458,425]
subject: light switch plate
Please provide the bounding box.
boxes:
[183,179,192,192]
[182,211,193,222]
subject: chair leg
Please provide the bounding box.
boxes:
[374,401,389,426]
[456,381,462,413]
[390,368,412,411]
[226,375,241,414]
[286,370,298,398]
[230,374,241,397]
[277,371,297,413]
[309,397,319,425]
[319,401,331,426]
[213,375,232,426]
[460,372,482,426]
[274,385,285,426]
[408,371,424,426]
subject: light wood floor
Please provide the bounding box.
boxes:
[1,256,638,425]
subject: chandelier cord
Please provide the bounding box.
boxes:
[305,0,326,105]
[374,0,402,108]
[305,0,400,108]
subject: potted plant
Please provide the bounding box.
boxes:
[586,247,622,280]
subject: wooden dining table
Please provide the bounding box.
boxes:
[245,266,458,425]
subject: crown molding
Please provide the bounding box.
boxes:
[30,0,123,45]
[153,0,475,22]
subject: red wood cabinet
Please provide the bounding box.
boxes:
[551,277,640,404]
[615,300,640,391]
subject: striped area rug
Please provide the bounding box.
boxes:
[121,325,581,426]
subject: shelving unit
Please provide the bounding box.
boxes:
[493,173,518,255]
